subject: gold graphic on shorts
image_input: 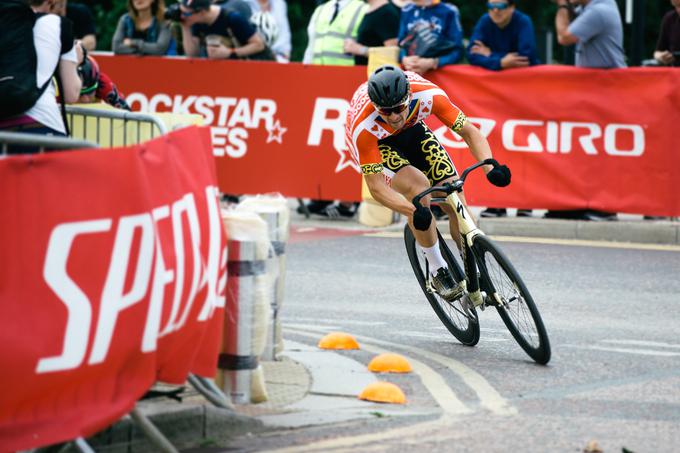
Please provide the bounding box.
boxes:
[379,144,410,172]
[361,163,384,175]
[421,130,454,184]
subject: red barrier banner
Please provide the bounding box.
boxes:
[97,56,680,216]
[0,127,227,451]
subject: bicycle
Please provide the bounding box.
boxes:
[404,158,551,364]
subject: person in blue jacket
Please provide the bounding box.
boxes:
[467,0,539,71]
[398,0,464,75]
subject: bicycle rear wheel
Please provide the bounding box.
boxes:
[472,235,551,364]
[404,225,480,346]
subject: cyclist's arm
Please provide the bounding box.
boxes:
[431,94,493,174]
[364,173,415,217]
[457,121,494,174]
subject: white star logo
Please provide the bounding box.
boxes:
[266,119,287,144]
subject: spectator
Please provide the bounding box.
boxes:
[550,0,624,221]
[303,0,368,66]
[214,0,252,20]
[343,0,401,66]
[179,0,272,60]
[0,0,82,154]
[51,1,97,51]
[468,0,538,219]
[654,0,680,66]
[112,0,172,56]
[301,0,368,217]
[245,0,292,62]
[77,54,132,110]
[467,0,539,70]
[398,0,464,75]
[554,0,625,69]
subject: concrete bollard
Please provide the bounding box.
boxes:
[236,194,290,361]
[218,210,271,404]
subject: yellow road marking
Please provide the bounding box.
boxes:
[364,231,680,252]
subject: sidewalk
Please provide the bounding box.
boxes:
[86,340,412,452]
[84,205,680,452]
[289,204,680,246]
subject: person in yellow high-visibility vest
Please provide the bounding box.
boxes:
[300,0,368,218]
[303,0,368,66]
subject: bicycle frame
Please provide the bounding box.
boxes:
[413,158,499,309]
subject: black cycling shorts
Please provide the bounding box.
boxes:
[377,121,458,185]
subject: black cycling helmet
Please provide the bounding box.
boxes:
[367,65,410,108]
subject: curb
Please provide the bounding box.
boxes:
[85,403,264,452]
[478,217,680,245]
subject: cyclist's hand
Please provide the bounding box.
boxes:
[412,205,433,231]
[486,164,511,187]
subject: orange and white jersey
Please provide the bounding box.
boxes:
[345,71,467,176]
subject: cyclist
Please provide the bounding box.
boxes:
[345,65,510,300]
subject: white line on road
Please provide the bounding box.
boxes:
[354,334,517,416]
[360,342,472,416]
[364,231,680,252]
[288,318,387,327]
[286,325,516,416]
[262,414,454,453]
[399,331,509,343]
[285,328,471,415]
[601,339,680,349]
[564,344,680,357]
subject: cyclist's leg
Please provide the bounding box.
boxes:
[408,123,464,251]
[392,165,438,248]
[437,179,474,253]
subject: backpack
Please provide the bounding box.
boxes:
[0,0,51,118]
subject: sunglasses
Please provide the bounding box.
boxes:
[487,2,510,10]
[375,99,410,116]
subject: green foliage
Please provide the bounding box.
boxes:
[91,0,128,51]
[90,0,672,64]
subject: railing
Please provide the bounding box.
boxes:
[66,105,168,147]
[0,131,98,154]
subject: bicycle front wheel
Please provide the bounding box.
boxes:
[404,225,480,346]
[473,235,551,364]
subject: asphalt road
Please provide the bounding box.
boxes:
[233,226,680,452]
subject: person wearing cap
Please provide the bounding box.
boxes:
[345,65,511,300]
[179,0,269,60]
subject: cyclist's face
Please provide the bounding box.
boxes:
[375,94,410,128]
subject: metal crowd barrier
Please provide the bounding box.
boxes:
[3,111,233,453]
[0,131,98,154]
[66,105,168,147]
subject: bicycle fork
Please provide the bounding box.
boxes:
[461,240,485,310]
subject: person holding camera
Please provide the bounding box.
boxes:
[174,0,270,60]
[398,0,464,75]
[654,0,680,66]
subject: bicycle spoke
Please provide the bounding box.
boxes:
[404,224,480,346]
[484,251,541,348]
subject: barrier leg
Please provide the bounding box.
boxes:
[73,438,95,453]
[129,406,179,453]
[187,374,235,410]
